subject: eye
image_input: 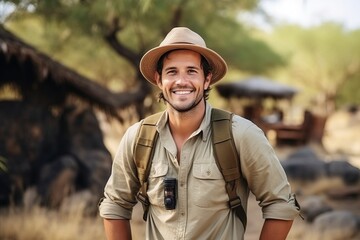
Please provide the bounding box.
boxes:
[188,69,198,74]
[166,69,177,75]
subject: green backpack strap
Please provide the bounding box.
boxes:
[211,108,247,229]
[134,112,162,221]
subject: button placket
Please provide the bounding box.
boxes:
[176,148,189,239]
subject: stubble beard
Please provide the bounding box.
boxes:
[163,92,204,113]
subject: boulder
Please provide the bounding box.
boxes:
[306,210,360,240]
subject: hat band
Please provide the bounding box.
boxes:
[163,41,198,45]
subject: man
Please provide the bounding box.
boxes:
[99,27,300,240]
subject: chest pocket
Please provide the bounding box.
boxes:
[147,162,168,207]
[192,163,228,208]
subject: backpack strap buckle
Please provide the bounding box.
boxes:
[228,197,242,209]
[136,192,150,221]
[229,195,247,229]
[136,192,150,207]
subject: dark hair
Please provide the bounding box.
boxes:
[156,50,212,101]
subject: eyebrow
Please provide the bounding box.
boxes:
[164,66,177,72]
[164,65,200,71]
[188,66,201,71]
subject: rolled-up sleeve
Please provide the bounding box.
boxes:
[98,195,133,219]
[233,117,300,220]
[262,193,300,220]
[98,122,142,220]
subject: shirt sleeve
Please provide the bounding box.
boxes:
[98,122,142,220]
[233,117,300,220]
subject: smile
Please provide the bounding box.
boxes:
[172,90,193,95]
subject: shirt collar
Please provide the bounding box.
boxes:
[156,103,213,142]
[199,103,212,142]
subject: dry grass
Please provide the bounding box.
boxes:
[0,111,139,240]
[0,206,105,240]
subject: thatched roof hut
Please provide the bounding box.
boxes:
[0,25,145,120]
[0,25,138,208]
[216,77,298,100]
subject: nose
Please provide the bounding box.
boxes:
[175,72,189,85]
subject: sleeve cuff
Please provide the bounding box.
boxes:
[262,194,301,220]
[98,197,133,220]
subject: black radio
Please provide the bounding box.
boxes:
[164,177,177,210]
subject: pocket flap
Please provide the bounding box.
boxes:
[193,163,223,180]
[150,162,168,178]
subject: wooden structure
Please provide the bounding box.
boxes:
[216,77,325,145]
[269,110,314,145]
[0,25,134,210]
[0,25,147,121]
[216,77,298,100]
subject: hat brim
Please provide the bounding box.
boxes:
[140,44,227,86]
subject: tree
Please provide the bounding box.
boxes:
[2,0,285,118]
[268,23,360,115]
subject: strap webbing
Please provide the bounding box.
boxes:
[211,108,247,229]
[134,112,162,221]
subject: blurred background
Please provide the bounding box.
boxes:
[0,0,359,239]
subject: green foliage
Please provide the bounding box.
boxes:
[3,1,358,113]
[266,23,360,113]
[338,75,360,106]
[6,15,136,89]
[3,0,281,75]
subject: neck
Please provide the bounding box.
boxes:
[168,100,206,141]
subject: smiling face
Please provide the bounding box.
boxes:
[155,50,212,113]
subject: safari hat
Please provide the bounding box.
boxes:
[140,27,227,85]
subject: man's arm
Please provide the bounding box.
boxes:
[103,218,132,240]
[259,219,293,240]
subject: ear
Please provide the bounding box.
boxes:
[204,73,212,90]
[155,72,162,88]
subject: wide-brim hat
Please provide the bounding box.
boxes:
[140,27,227,86]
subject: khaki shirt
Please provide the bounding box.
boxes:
[99,104,300,240]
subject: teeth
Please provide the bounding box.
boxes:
[173,90,192,95]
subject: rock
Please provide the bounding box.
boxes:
[306,210,360,240]
[0,101,113,211]
[282,147,360,196]
[282,147,327,181]
[37,155,78,208]
[300,196,332,222]
[326,161,360,185]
